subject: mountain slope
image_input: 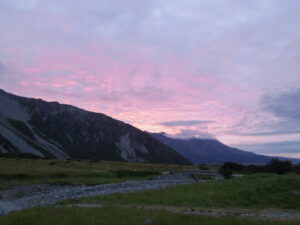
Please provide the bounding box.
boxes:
[150,133,273,164]
[0,89,191,164]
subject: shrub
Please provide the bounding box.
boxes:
[245,164,267,173]
[219,167,233,179]
[293,163,300,174]
[267,159,293,174]
[222,162,244,171]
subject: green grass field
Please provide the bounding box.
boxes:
[1,158,299,224]
[0,206,299,225]
[0,158,199,190]
[67,173,300,210]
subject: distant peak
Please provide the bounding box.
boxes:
[147,131,167,136]
[188,136,217,141]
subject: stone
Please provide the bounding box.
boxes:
[144,219,153,224]
[162,171,171,175]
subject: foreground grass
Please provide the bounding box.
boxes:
[0,206,299,225]
[0,158,199,190]
[69,173,300,209]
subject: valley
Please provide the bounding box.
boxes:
[0,158,299,225]
[0,90,300,224]
[1,1,300,224]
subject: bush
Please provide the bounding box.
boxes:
[267,159,293,174]
[222,162,244,171]
[294,163,300,174]
[220,168,233,179]
[219,159,296,176]
[245,164,267,173]
[219,167,233,179]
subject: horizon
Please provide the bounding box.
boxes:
[1,0,300,158]
[2,87,300,161]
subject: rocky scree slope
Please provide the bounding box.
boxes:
[0,89,191,164]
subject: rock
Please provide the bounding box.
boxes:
[214,176,224,180]
[144,219,153,224]
[161,171,171,175]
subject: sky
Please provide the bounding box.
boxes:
[0,0,300,158]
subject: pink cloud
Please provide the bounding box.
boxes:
[1,0,300,157]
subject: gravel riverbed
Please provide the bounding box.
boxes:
[0,173,195,215]
[1,173,299,220]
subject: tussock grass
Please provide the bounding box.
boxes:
[0,158,198,189]
[0,206,299,225]
[73,173,300,209]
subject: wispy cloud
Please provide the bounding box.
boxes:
[160,120,214,127]
[0,62,5,77]
[0,0,300,157]
[261,88,300,120]
[234,140,300,158]
[171,129,216,140]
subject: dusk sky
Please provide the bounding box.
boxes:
[1,0,300,158]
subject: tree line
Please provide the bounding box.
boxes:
[219,159,300,179]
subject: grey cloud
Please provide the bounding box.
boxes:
[97,85,171,102]
[172,129,215,139]
[229,89,300,137]
[43,89,122,102]
[261,88,300,120]
[160,120,214,127]
[1,0,300,158]
[237,140,300,148]
[235,140,300,155]
[238,130,300,136]
[0,62,5,77]
[127,85,171,101]
[232,120,300,136]
[96,92,122,102]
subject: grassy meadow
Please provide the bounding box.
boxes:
[0,206,299,225]
[0,158,200,190]
[65,173,300,210]
[1,158,299,225]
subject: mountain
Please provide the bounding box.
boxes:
[0,89,191,164]
[150,132,274,164]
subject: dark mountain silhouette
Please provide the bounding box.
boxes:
[150,132,275,164]
[0,89,191,164]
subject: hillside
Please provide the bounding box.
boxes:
[0,89,191,164]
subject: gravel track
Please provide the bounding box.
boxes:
[0,173,195,215]
[58,203,300,220]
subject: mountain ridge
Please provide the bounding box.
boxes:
[149,132,300,164]
[0,89,191,164]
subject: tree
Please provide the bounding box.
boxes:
[221,162,244,171]
[293,163,300,174]
[267,159,293,174]
[219,167,233,179]
[219,163,236,179]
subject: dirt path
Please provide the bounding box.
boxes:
[0,173,195,215]
[133,205,300,220]
[59,203,300,220]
